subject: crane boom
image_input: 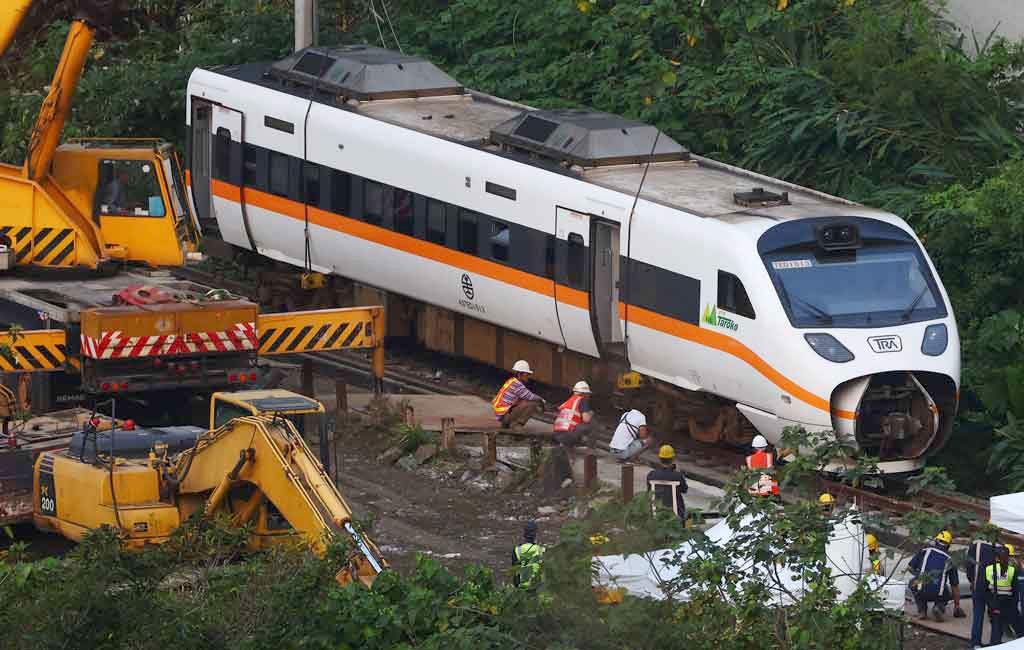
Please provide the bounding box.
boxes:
[0,0,32,57]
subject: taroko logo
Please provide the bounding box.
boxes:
[461,273,474,300]
[867,335,902,353]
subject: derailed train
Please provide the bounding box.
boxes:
[185,45,960,474]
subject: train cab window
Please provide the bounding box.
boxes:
[393,188,414,235]
[214,127,231,181]
[331,170,350,214]
[566,232,585,288]
[490,219,510,262]
[427,199,446,245]
[269,152,289,197]
[95,159,165,218]
[718,270,755,319]
[303,163,320,206]
[458,209,479,254]
[364,180,385,226]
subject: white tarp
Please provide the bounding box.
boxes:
[593,511,905,610]
[989,637,1024,649]
[991,492,1024,535]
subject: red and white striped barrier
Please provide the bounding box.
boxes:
[81,322,257,359]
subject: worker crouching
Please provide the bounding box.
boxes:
[745,435,779,497]
[493,360,545,428]
[552,380,595,467]
[908,531,963,622]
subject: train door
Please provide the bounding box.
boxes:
[195,101,254,250]
[189,100,213,222]
[591,218,624,356]
[554,206,613,359]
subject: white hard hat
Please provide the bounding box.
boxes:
[512,360,533,374]
[572,380,591,394]
[752,434,768,449]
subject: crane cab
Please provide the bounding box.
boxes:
[49,139,201,267]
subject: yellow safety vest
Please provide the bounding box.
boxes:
[492,378,518,416]
[987,563,1016,597]
[514,543,544,588]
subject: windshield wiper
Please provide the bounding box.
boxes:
[900,286,930,321]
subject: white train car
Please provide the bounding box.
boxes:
[185,45,960,473]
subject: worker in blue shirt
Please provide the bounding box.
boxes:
[965,536,996,646]
[908,531,963,622]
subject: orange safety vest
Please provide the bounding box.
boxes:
[553,395,585,432]
[746,451,779,496]
[492,378,519,416]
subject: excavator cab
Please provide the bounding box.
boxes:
[49,139,201,266]
[209,389,326,438]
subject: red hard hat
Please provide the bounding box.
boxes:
[123,419,136,431]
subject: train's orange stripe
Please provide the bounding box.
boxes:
[210,179,853,420]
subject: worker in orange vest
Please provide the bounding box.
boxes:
[493,360,545,428]
[552,380,595,466]
[745,435,780,496]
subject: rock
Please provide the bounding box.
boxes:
[496,470,519,491]
[414,443,438,465]
[396,455,419,472]
[537,506,558,516]
[460,470,475,483]
[377,446,404,465]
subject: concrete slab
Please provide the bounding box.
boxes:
[348,393,551,435]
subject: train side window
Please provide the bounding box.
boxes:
[331,170,350,214]
[393,188,414,235]
[458,209,478,254]
[303,163,320,206]
[364,180,385,226]
[269,152,289,197]
[718,270,755,319]
[490,219,510,262]
[567,232,585,288]
[214,127,231,180]
[243,144,266,190]
[426,200,446,244]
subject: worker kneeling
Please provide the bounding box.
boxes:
[493,360,545,428]
[908,531,963,622]
[647,445,688,522]
[552,381,595,464]
[513,521,545,588]
[745,435,779,497]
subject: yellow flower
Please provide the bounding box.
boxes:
[643,96,653,105]
[777,0,789,10]
[687,35,697,47]
[577,0,590,13]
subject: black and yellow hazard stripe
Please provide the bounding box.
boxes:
[0,226,75,267]
[0,330,67,372]
[258,320,373,355]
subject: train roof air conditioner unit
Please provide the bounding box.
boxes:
[269,44,464,101]
[490,109,689,167]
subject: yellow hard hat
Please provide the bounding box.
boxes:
[818,493,836,505]
[658,444,675,460]
[1008,543,1017,557]
[935,530,953,545]
[866,534,878,552]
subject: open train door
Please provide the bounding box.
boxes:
[192,100,255,251]
[554,207,622,360]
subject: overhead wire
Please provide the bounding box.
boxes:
[368,0,387,49]
[380,0,403,54]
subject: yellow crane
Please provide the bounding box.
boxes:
[0,0,201,270]
[33,390,385,586]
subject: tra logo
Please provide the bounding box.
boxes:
[867,335,902,353]
[461,273,474,300]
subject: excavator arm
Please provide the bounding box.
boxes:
[170,415,385,585]
[0,0,32,57]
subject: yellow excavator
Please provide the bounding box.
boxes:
[0,0,200,270]
[32,390,386,586]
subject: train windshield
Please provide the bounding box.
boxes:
[759,217,947,329]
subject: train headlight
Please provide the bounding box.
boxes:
[804,333,854,363]
[921,323,948,356]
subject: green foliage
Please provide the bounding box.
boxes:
[394,422,437,454]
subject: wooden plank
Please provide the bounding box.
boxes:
[501,331,554,385]
[462,317,497,366]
